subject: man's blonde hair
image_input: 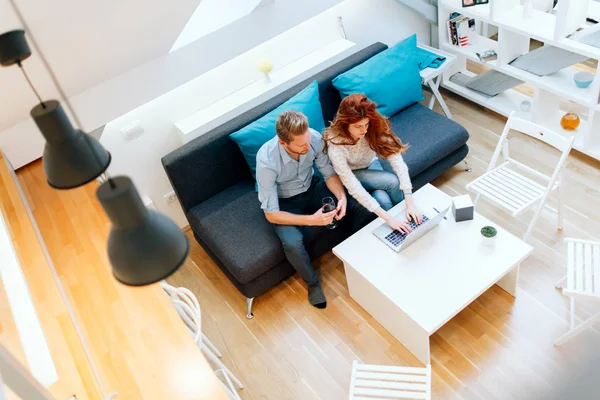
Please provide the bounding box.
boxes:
[276,110,309,144]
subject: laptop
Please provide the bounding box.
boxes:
[373,206,450,252]
[449,71,523,98]
[509,45,588,77]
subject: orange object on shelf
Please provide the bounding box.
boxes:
[561,102,580,131]
[560,112,580,131]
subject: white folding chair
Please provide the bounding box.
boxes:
[349,361,431,400]
[160,282,244,399]
[554,238,600,346]
[466,112,574,241]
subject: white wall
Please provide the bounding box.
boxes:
[100,0,431,228]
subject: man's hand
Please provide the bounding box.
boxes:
[311,207,337,226]
[335,196,347,221]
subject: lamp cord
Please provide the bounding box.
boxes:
[8,0,117,398]
[8,0,117,191]
[16,60,45,109]
[8,0,83,130]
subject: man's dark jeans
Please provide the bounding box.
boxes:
[272,176,371,285]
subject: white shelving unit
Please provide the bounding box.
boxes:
[438,0,600,161]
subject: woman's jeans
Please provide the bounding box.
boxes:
[352,159,404,211]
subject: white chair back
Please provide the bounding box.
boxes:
[505,113,573,152]
[467,112,575,241]
[349,361,431,400]
[159,281,244,398]
[486,112,574,178]
[160,282,202,343]
[554,238,600,346]
[563,238,600,297]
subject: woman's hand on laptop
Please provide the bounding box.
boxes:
[404,195,423,224]
[406,204,423,225]
[384,215,412,234]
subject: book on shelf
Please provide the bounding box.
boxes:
[447,13,476,47]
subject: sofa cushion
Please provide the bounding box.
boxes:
[229,80,325,180]
[332,34,424,117]
[389,103,469,177]
[187,180,341,285]
[187,181,284,284]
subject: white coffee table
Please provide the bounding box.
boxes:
[333,184,533,365]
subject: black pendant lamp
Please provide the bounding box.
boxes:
[97,177,189,286]
[1,29,111,189]
[0,30,31,66]
[31,101,111,189]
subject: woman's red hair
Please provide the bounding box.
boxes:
[323,94,407,158]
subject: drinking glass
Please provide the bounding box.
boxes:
[322,197,338,229]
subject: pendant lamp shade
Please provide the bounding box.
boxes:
[97,176,189,286]
[31,100,111,189]
[0,30,31,66]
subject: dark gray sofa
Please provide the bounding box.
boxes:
[162,42,469,318]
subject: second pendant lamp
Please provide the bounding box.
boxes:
[97,177,189,286]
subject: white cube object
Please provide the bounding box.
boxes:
[452,194,474,222]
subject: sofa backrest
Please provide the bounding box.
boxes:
[162,42,388,214]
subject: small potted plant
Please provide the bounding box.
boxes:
[480,225,497,246]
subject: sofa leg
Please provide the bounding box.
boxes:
[463,160,472,173]
[246,297,254,319]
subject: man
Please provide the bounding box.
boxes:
[256,110,371,309]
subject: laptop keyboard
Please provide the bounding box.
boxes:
[384,215,430,247]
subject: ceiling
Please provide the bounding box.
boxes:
[0,0,201,131]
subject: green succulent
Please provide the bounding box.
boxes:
[481,226,497,238]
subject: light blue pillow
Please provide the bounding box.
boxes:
[230,80,325,180]
[332,34,424,117]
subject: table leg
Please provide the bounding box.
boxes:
[343,262,431,365]
[427,81,436,109]
[496,263,520,297]
[428,76,453,119]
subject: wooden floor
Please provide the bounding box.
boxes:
[165,91,600,400]
[0,153,103,400]
[11,160,228,398]
[15,89,600,399]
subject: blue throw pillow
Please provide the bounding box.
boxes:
[230,80,325,180]
[332,34,424,117]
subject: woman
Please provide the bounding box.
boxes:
[323,94,421,233]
